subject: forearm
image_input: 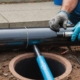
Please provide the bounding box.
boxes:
[61,0,78,13]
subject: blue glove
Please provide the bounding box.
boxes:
[71,22,80,42]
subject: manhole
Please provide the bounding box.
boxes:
[9,52,72,80]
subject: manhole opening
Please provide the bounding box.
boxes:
[15,57,66,80]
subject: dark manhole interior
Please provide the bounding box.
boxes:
[15,57,66,80]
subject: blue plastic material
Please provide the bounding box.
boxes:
[54,0,63,5]
[36,55,54,80]
[71,22,80,42]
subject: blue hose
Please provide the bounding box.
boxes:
[33,45,54,80]
[36,55,54,80]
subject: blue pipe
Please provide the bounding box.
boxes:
[33,45,54,80]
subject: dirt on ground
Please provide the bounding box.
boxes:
[0,45,80,80]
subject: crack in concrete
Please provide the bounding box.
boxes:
[0,13,10,28]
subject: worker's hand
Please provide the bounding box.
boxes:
[49,10,69,32]
[71,22,80,41]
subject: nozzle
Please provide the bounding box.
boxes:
[57,32,73,37]
[33,45,41,57]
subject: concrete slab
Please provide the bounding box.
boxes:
[0,2,61,28]
[0,0,24,3]
[0,2,60,11]
[0,15,9,28]
[0,0,53,3]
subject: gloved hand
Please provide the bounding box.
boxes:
[49,10,69,32]
[71,22,80,41]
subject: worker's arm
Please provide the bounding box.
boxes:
[61,0,78,13]
[49,0,78,32]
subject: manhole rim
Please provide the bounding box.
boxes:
[9,52,72,80]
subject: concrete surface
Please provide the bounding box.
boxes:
[0,2,61,28]
[0,0,53,3]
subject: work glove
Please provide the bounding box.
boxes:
[71,22,80,41]
[49,10,69,32]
